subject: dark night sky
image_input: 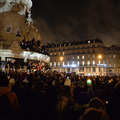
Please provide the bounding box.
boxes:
[32,0,120,46]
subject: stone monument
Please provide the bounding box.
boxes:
[0,0,50,71]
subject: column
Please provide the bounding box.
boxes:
[101,68,104,76]
[91,67,93,76]
[65,68,67,73]
[84,67,86,76]
[60,67,62,72]
[96,68,99,76]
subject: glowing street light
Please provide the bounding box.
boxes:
[87,79,92,86]
[60,57,63,61]
[98,55,102,59]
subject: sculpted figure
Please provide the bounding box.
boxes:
[0,0,32,15]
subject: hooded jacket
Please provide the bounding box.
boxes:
[0,85,20,111]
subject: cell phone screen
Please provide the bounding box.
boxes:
[87,79,92,86]
[67,77,69,79]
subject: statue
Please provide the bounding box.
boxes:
[0,0,41,48]
[0,0,32,15]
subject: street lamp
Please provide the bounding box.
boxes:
[98,55,102,59]
[60,57,64,72]
[60,57,63,61]
[98,55,102,76]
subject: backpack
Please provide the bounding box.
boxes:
[0,92,11,116]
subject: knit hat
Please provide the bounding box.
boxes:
[9,78,15,86]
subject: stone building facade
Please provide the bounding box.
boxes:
[105,45,120,76]
[46,39,120,76]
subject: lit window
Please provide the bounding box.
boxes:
[113,55,116,58]
[54,62,56,67]
[72,61,75,64]
[63,52,65,55]
[87,61,90,66]
[50,53,52,55]
[77,56,79,59]
[93,61,95,65]
[58,62,60,66]
[67,62,70,65]
[72,56,74,59]
[82,61,84,66]
[88,41,90,44]
[77,61,80,66]
[103,61,105,64]
[63,62,65,66]
[6,25,12,33]
[93,55,95,59]
[88,55,90,59]
[98,60,100,64]
[114,64,116,67]
[50,62,52,67]
[82,55,84,59]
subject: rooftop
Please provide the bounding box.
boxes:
[46,39,103,48]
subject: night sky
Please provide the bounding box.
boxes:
[32,0,120,46]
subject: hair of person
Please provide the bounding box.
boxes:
[79,108,110,120]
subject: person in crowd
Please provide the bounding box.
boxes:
[0,69,120,120]
[107,82,120,120]
[64,76,71,86]
[57,86,75,120]
[89,97,105,110]
[79,108,110,120]
[0,72,21,120]
[74,91,90,120]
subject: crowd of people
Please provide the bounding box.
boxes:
[0,69,120,120]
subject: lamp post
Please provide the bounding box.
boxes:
[60,57,63,61]
[98,55,102,76]
[60,57,63,72]
[98,55,102,59]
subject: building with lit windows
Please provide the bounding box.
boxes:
[105,45,120,76]
[46,39,120,76]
